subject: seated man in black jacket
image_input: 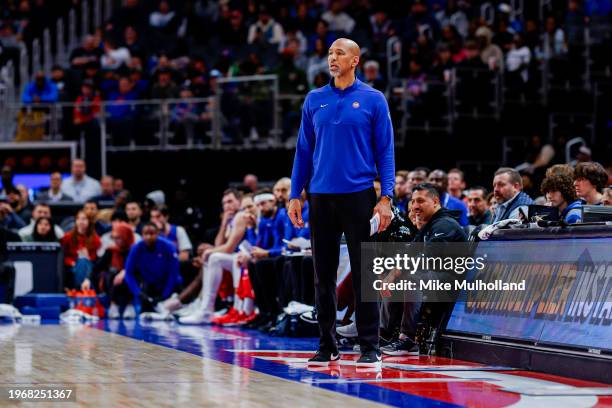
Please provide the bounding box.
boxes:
[382,183,466,355]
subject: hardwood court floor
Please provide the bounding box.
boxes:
[1,322,611,407]
[0,324,383,407]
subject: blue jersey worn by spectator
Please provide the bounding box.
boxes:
[290,78,395,199]
[440,193,469,226]
[124,237,181,300]
[21,79,59,104]
[561,200,582,224]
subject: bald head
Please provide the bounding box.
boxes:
[328,38,361,81]
[331,38,361,57]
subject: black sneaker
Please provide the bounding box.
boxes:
[307,350,340,366]
[380,338,419,356]
[356,350,382,367]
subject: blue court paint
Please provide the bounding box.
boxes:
[96,321,463,408]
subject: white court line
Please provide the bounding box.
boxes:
[225,349,360,354]
[302,377,499,384]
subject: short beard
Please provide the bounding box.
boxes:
[328,69,340,77]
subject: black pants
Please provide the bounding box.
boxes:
[248,257,285,317]
[310,187,379,353]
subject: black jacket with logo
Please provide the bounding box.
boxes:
[414,208,467,243]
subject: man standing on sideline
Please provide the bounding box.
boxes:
[287,38,395,367]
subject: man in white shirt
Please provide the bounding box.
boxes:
[18,203,64,240]
[60,159,102,203]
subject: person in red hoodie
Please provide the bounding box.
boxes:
[61,210,101,289]
[81,221,136,319]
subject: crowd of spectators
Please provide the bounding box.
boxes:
[3,0,610,146]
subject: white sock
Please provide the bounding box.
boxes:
[243,298,254,315]
[233,295,242,311]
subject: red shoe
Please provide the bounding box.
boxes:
[224,311,257,326]
[212,308,239,325]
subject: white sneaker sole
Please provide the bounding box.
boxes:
[381,349,419,356]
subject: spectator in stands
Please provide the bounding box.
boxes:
[427,170,468,226]
[458,39,487,69]
[322,0,355,34]
[247,5,284,46]
[369,8,396,58]
[124,222,181,313]
[492,167,534,222]
[73,80,101,128]
[123,200,142,232]
[476,26,504,71]
[273,178,291,209]
[21,71,58,104]
[243,174,259,193]
[308,19,336,55]
[61,159,102,202]
[1,165,15,196]
[602,188,612,206]
[70,35,102,70]
[429,43,454,81]
[467,187,492,226]
[149,205,192,261]
[275,49,309,96]
[362,60,387,92]
[536,16,568,60]
[50,65,72,102]
[83,200,111,237]
[113,178,124,195]
[447,168,466,199]
[123,25,145,60]
[395,171,410,214]
[97,211,136,255]
[91,175,115,204]
[541,173,583,224]
[218,9,248,49]
[0,199,26,231]
[151,68,179,99]
[506,33,532,87]
[382,183,466,356]
[18,203,64,240]
[61,210,101,288]
[435,0,468,38]
[106,77,139,145]
[149,0,178,30]
[37,172,73,202]
[401,0,440,45]
[83,221,136,319]
[21,216,58,242]
[101,37,131,71]
[306,38,329,86]
[408,168,428,189]
[574,162,608,205]
[14,184,32,223]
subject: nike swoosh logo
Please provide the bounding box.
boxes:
[320,104,328,108]
[434,233,444,237]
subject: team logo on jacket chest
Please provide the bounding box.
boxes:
[352,101,360,109]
